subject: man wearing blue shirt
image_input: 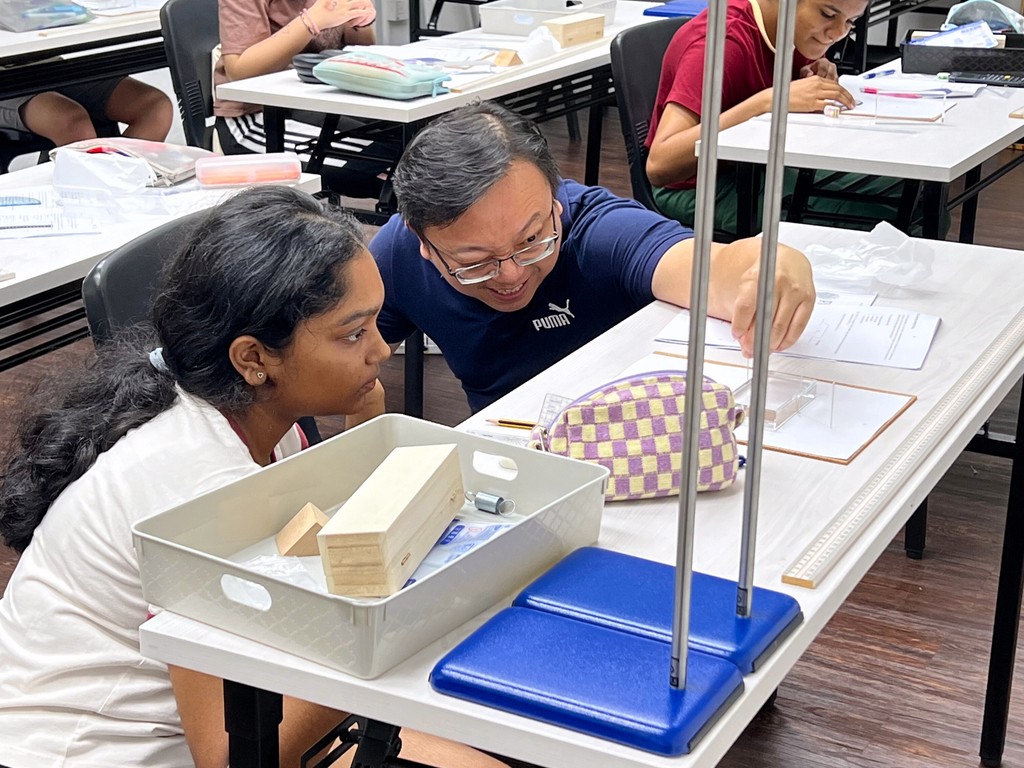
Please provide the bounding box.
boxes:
[370,102,815,412]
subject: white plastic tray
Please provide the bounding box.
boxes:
[478,0,617,35]
[133,414,608,678]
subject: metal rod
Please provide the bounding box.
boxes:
[670,0,728,690]
[737,0,798,617]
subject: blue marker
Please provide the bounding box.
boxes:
[862,69,896,79]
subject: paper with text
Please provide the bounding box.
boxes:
[656,304,940,370]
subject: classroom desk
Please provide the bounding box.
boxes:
[140,223,1024,767]
[215,1,657,199]
[709,69,1024,242]
[0,164,321,372]
[0,9,165,101]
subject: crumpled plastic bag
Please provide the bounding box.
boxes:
[803,221,934,290]
[519,26,560,62]
[0,0,93,32]
[942,0,1024,34]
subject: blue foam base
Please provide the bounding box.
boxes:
[513,547,802,673]
[643,0,708,17]
[430,607,744,755]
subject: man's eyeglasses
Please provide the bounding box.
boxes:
[423,205,560,286]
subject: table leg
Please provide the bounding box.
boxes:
[921,181,948,240]
[959,165,982,245]
[403,329,425,418]
[980,377,1024,766]
[904,500,926,560]
[224,679,282,768]
[735,164,758,239]
[584,105,604,186]
[265,107,286,154]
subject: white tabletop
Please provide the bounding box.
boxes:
[141,224,1024,767]
[0,9,161,60]
[0,164,322,308]
[709,69,1024,183]
[215,2,657,123]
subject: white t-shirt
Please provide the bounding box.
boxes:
[0,389,304,768]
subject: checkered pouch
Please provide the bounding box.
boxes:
[529,372,744,501]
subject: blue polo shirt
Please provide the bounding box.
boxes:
[370,179,695,412]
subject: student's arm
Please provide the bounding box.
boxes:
[647,75,856,188]
[170,665,346,768]
[650,237,815,357]
[222,0,376,82]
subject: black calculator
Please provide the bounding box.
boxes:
[949,72,1024,87]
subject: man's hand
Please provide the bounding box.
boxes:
[715,240,816,358]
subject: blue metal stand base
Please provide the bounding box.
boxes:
[513,547,802,673]
[430,607,744,755]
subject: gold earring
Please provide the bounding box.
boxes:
[256,371,265,380]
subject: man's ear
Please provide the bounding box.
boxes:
[228,335,275,387]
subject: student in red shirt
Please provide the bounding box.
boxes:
[646,0,914,235]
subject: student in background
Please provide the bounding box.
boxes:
[0,187,502,768]
[646,0,915,235]
[370,101,815,412]
[0,77,172,146]
[215,0,388,197]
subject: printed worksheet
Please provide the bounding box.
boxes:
[656,304,940,370]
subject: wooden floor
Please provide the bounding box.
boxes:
[3,110,1024,767]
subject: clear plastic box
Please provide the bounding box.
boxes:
[733,373,817,430]
[195,153,302,188]
[478,0,617,36]
[133,415,608,679]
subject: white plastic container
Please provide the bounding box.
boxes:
[133,415,608,679]
[195,153,301,188]
[479,0,617,35]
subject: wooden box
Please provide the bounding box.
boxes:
[318,443,464,597]
[542,12,605,48]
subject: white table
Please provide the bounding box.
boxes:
[141,223,1024,767]
[0,164,321,371]
[215,1,658,190]
[709,67,1024,241]
[0,8,165,100]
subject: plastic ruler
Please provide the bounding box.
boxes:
[782,308,1024,589]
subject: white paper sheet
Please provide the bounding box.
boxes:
[620,353,915,463]
[0,188,102,239]
[655,304,940,370]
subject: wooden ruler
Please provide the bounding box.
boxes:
[782,308,1024,589]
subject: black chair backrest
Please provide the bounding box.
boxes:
[610,16,691,212]
[160,0,219,150]
[82,212,205,343]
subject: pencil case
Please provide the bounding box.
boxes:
[195,153,302,187]
[312,51,450,99]
[529,371,744,501]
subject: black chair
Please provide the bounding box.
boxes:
[609,16,690,214]
[82,213,323,442]
[160,0,218,150]
[1,118,122,174]
[0,129,53,174]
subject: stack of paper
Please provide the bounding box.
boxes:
[656,304,941,370]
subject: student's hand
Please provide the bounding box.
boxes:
[788,75,856,112]
[719,240,816,358]
[309,0,376,31]
[799,58,839,82]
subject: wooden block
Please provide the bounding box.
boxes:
[275,502,329,557]
[491,49,522,67]
[542,12,605,48]
[318,444,464,597]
